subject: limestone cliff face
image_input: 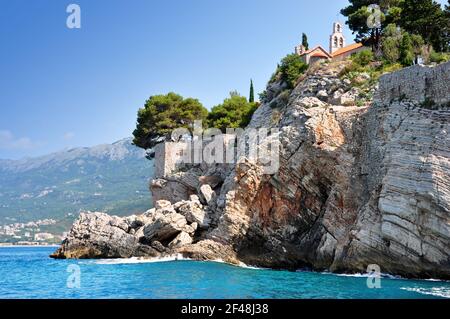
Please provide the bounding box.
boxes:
[223,61,450,278]
[53,60,450,279]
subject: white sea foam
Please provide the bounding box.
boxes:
[320,271,448,282]
[238,262,267,270]
[400,287,450,299]
[86,255,265,270]
[88,254,192,265]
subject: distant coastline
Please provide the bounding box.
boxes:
[0,243,59,248]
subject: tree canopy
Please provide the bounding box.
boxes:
[132,92,208,150]
[207,93,258,133]
[399,0,449,52]
[341,0,450,53]
[341,0,400,52]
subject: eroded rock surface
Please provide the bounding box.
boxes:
[52,61,450,279]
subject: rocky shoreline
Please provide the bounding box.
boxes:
[51,196,240,265]
[52,60,450,280]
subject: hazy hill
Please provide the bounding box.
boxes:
[0,138,153,228]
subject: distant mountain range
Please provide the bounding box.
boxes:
[0,138,153,229]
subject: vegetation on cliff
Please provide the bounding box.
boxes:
[207,92,258,133]
[133,92,258,150]
[133,0,450,152]
[341,0,450,54]
[133,93,208,150]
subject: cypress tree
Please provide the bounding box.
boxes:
[249,79,255,103]
[302,33,309,50]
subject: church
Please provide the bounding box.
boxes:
[295,22,367,65]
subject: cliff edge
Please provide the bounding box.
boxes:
[52,60,450,279]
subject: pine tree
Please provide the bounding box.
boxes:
[249,79,255,103]
[302,33,309,50]
[445,0,450,51]
[341,0,402,52]
[399,0,449,52]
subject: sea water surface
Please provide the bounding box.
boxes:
[0,246,449,299]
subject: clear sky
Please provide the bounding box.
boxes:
[0,0,446,159]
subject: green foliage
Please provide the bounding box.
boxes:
[339,50,375,77]
[341,0,450,54]
[279,54,308,89]
[411,34,425,56]
[352,49,374,65]
[207,93,258,132]
[382,24,402,63]
[400,33,414,66]
[382,37,401,63]
[341,0,402,50]
[429,51,450,63]
[269,64,281,84]
[399,0,449,53]
[302,33,309,50]
[258,90,268,103]
[133,92,208,150]
[249,79,255,103]
[381,24,426,65]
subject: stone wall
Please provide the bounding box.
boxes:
[378,61,450,106]
[154,134,241,179]
[153,142,189,178]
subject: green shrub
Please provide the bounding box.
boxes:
[207,93,258,132]
[339,62,362,78]
[133,92,208,149]
[258,90,268,103]
[351,50,374,66]
[279,54,308,89]
[430,51,450,64]
[382,37,401,63]
[269,65,281,84]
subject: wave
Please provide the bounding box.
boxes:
[400,287,450,299]
[83,255,265,270]
[319,271,399,279]
[83,254,192,265]
[320,271,450,282]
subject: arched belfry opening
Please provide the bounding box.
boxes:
[330,22,346,53]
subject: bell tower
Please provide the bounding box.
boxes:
[329,22,345,54]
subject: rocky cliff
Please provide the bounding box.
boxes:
[52,60,450,279]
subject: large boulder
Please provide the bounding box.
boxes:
[169,231,193,249]
[198,184,216,207]
[143,212,187,242]
[177,200,211,229]
[50,212,159,259]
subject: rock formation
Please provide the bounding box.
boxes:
[52,60,450,280]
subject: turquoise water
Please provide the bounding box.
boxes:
[0,246,449,299]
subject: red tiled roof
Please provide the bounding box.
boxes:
[332,43,364,57]
[311,51,330,58]
[300,46,332,58]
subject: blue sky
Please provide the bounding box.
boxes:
[0,0,446,159]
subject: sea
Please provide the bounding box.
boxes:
[0,246,449,299]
